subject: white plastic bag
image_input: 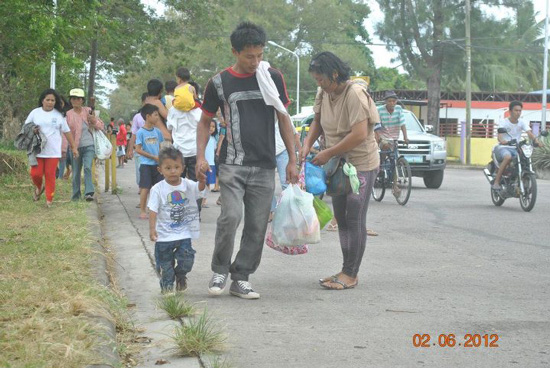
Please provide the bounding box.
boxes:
[93,130,113,160]
[271,184,320,246]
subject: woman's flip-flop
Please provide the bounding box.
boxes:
[319,274,339,284]
[321,278,358,290]
[33,186,45,201]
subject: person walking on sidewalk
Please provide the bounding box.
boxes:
[301,51,380,290]
[64,88,104,201]
[148,146,206,293]
[24,88,79,207]
[116,119,127,168]
[196,21,298,299]
[135,104,165,219]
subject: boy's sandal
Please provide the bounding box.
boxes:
[326,223,338,232]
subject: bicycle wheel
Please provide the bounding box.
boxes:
[393,157,412,205]
[372,169,385,201]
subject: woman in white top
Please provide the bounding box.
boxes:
[24,89,79,207]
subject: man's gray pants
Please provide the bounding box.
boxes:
[212,164,275,281]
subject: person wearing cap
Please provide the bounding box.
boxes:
[64,88,104,201]
[375,91,409,149]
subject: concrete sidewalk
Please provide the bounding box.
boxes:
[95,161,201,368]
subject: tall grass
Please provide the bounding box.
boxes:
[0,147,133,367]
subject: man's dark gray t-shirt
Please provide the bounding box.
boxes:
[201,67,290,169]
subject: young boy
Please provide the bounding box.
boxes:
[135,104,165,219]
[173,67,197,112]
[164,80,178,109]
[148,146,207,293]
[116,119,127,168]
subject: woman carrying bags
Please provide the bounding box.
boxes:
[63,88,104,201]
[24,88,79,207]
[300,52,380,290]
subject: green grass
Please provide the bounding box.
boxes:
[157,293,196,319]
[171,308,226,357]
[0,147,134,367]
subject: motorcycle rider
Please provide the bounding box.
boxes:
[492,101,543,191]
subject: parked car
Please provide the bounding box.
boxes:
[398,110,446,189]
[296,111,447,188]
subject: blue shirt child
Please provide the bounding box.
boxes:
[136,126,164,165]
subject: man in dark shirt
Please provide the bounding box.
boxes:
[196,21,298,299]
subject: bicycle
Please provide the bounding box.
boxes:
[372,140,412,205]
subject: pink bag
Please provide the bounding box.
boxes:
[265,224,309,255]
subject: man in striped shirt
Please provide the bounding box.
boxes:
[375,91,409,149]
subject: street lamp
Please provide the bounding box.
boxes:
[268,41,300,114]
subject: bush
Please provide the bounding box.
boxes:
[532,135,550,172]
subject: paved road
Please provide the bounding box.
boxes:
[109,164,550,368]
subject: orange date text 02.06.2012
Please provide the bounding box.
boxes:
[412,334,499,348]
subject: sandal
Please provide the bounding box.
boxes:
[367,229,378,236]
[138,213,148,220]
[33,186,45,201]
[321,277,358,290]
[211,188,220,192]
[319,274,340,284]
[326,223,338,232]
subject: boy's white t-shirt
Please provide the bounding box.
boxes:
[498,118,531,141]
[147,178,206,242]
[24,107,70,158]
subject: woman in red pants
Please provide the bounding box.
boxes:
[25,89,79,207]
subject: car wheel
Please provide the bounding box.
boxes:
[423,170,444,189]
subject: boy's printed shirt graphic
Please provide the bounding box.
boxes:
[167,190,198,229]
[147,179,205,242]
[145,136,159,145]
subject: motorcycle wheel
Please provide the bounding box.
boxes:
[372,169,385,202]
[519,173,537,212]
[491,187,505,206]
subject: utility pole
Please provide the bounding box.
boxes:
[542,0,549,132]
[465,0,472,165]
[50,0,57,89]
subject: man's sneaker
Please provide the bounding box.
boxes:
[208,273,228,295]
[176,275,187,292]
[85,194,94,202]
[229,280,260,299]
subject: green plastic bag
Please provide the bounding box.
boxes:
[313,197,333,230]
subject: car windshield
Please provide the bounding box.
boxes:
[403,112,425,133]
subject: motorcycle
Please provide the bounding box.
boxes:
[483,128,547,212]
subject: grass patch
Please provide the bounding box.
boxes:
[0,147,134,367]
[157,293,195,319]
[171,308,226,357]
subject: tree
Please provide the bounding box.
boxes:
[110,0,376,115]
[441,1,543,93]
[376,0,450,133]
[0,0,155,139]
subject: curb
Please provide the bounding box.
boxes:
[85,202,121,368]
[446,163,485,170]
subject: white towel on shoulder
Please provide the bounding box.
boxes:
[256,61,289,117]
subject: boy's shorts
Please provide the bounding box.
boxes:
[494,146,517,162]
[139,164,163,189]
[116,145,126,157]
